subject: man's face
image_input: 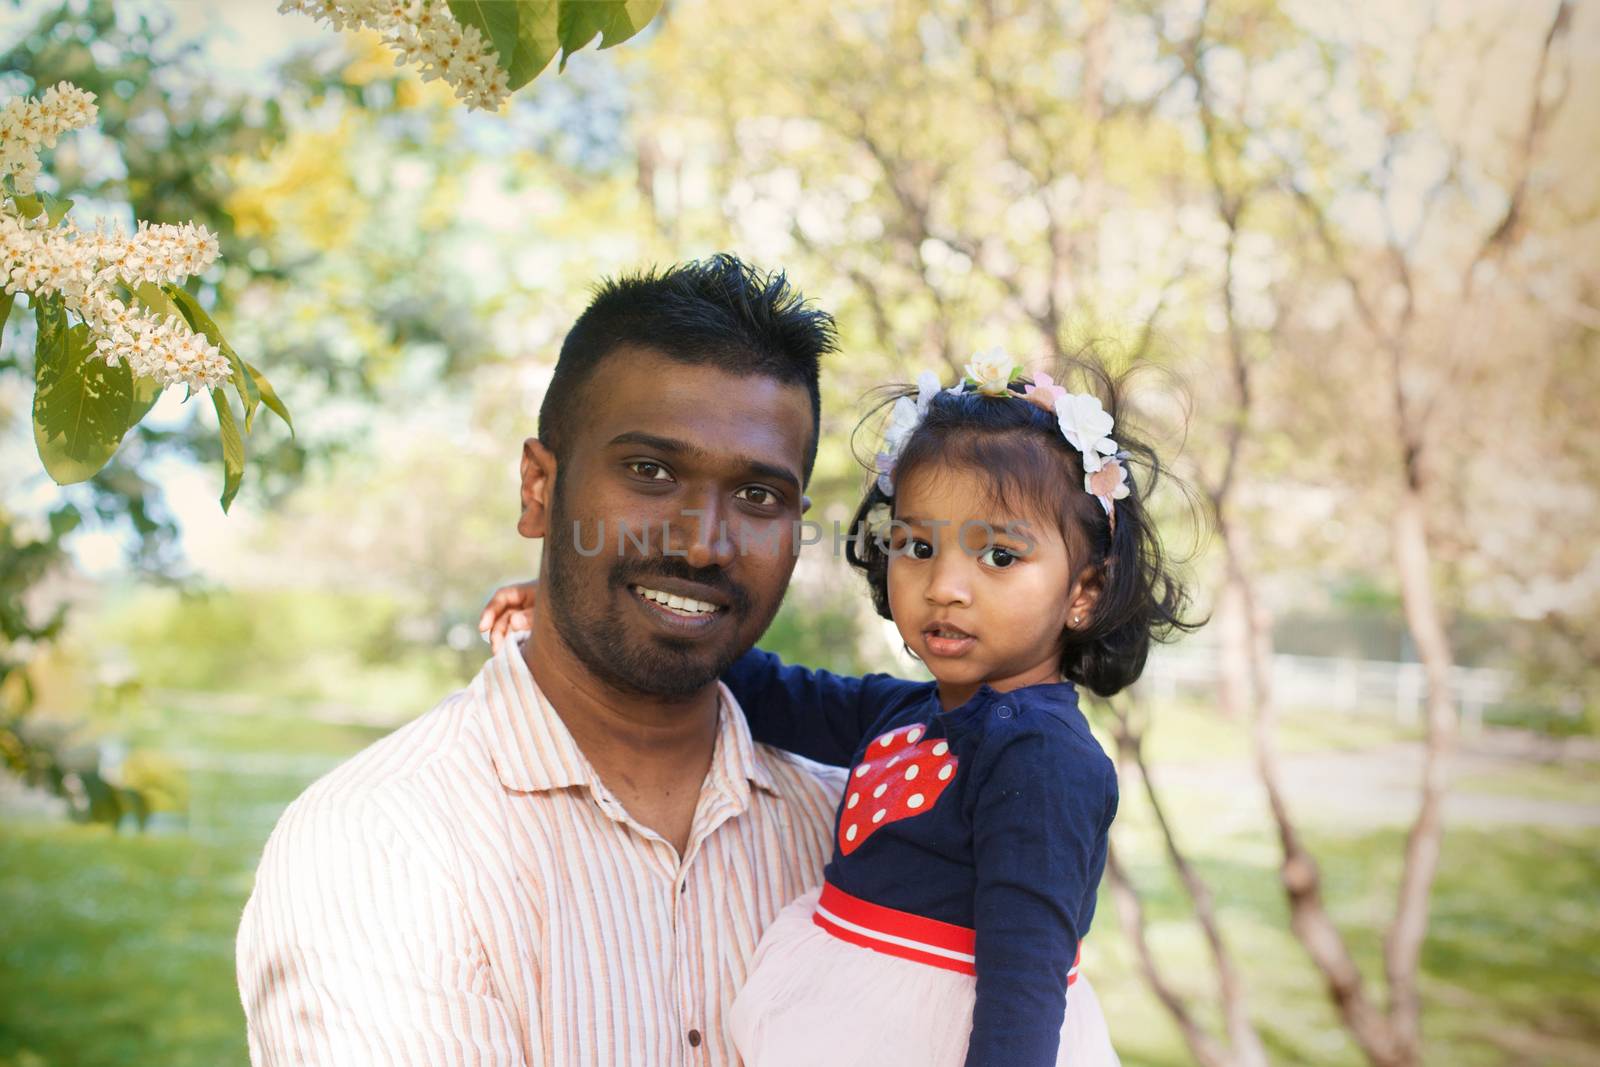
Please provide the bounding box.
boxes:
[535,346,813,699]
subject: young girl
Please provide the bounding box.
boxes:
[483,351,1194,1067]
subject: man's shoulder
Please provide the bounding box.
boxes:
[264,684,493,855]
[754,743,847,803]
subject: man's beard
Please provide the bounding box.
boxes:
[543,483,766,700]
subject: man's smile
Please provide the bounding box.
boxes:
[625,577,733,636]
[631,584,721,616]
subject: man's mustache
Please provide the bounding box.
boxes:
[611,557,751,615]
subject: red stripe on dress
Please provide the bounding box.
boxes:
[811,880,1080,983]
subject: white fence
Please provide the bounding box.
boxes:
[1137,649,1520,729]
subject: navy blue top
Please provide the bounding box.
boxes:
[722,648,1119,1067]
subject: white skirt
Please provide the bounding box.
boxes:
[729,886,1121,1067]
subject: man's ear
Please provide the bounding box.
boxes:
[518,437,558,539]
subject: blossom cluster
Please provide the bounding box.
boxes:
[1,216,231,391]
[0,81,98,195]
[1,80,233,391]
[281,0,512,111]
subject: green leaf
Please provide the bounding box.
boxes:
[160,285,260,430]
[11,192,43,219]
[244,360,294,436]
[0,289,14,363]
[129,366,163,426]
[211,388,246,513]
[557,0,662,70]
[133,281,181,322]
[41,192,74,227]
[32,298,143,485]
[48,504,82,539]
[449,0,559,91]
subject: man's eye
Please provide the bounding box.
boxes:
[627,461,671,481]
[736,485,778,507]
[979,546,1018,568]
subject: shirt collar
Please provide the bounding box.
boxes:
[476,636,778,798]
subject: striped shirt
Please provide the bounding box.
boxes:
[236,637,844,1066]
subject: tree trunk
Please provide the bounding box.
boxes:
[1104,842,1238,1067]
[1383,486,1459,1062]
[1221,518,1409,1067]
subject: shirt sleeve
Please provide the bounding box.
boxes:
[964,724,1117,1067]
[236,789,527,1067]
[719,647,925,766]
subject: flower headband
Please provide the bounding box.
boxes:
[873,348,1130,531]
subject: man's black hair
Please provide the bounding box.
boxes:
[537,253,837,481]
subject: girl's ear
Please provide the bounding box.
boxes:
[1065,563,1103,631]
[518,437,558,539]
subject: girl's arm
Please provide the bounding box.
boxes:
[965,724,1118,1066]
[720,647,925,767]
[476,581,924,767]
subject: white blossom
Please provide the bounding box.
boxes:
[1,81,232,394]
[280,0,512,112]
[0,82,98,193]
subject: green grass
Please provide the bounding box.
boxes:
[0,823,255,1067]
[2,693,1598,1067]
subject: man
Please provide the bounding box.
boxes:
[236,254,845,1066]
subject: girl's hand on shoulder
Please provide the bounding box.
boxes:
[478,580,538,653]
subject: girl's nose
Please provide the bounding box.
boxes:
[923,550,973,607]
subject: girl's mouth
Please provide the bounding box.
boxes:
[922,621,976,658]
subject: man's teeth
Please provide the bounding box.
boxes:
[633,585,720,616]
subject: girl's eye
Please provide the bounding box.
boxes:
[910,538,935,560]
[979,545,1018,568]
[627,461,671,481]
[736,485,779,507]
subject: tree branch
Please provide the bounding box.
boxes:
[1105,841,1236,1067]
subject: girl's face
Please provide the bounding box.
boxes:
[886,465,1095,708]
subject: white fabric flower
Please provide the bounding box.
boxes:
[874,373,945,495]
[914,370,941,417]
[1054,392,1117,472]
[963,346,1015,396]
[881,395,921,457]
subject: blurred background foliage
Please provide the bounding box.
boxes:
[1,0,1597,1065]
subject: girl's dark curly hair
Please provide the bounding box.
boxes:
[844,359,1200,698]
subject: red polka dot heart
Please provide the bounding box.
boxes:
[838,723,958,855]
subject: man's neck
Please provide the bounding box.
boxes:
[520,606,720,854]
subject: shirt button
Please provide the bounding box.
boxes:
[997,705,1013,718]
[687,1028,702,1047]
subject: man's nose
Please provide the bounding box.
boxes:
[675,493,736,569]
